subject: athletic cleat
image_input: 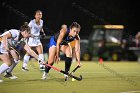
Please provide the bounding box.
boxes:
[4,72,18,79]
[9,76,18,80]
[22,67,29,71]
[64,74,68,81]
[4,72,12,78]
[41,72,47,80]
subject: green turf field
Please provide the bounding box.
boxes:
[0,61,140,93]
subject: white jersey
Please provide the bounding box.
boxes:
[0,29,20,38]
[0,29,20,53]
[28,19,43,47]
[28,19,43,36]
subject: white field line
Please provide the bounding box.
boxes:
[120,91,140,93]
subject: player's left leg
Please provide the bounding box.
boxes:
[4,50,19,79]
[61,45,72,81]
[22,53,30,71]
[41,46,56,80]
[4,59,19,79]
[36,44,45,70]
[0,54,12,82]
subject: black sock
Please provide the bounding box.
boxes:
[65,57,72,73]
[45,61,53,73]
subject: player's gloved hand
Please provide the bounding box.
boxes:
[41,33,46,39]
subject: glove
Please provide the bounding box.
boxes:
[41,33,46,39]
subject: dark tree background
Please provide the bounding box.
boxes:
[0,0,140,38]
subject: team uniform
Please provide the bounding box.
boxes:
[0,29,27,81]
[22,19,44,71]
[27,19,43,47]
[49,28,77,48]
[0,29,26,54]
[42,28,78,80]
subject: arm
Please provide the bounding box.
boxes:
[2,32,12,51]
[41,20,45,36]
[75,35,81,66]
[55,25,67,63]
[41,28,46,36]
[23,44,39,60]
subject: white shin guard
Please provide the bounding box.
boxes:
[39,54,44,67]
[0,63,10,74]
[23,54,30,67]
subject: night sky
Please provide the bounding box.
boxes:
[0,0,140,38]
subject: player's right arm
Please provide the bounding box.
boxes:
[2,32,12,51]
[27,21,33,37]
[23,44,40,61]
[55,25,67,63]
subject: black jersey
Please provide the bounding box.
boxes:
[54,28,77,45]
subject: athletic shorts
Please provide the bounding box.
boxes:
[28,37,41,47]
[48,36,56,48]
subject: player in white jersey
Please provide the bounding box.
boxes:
[22,10,45,71]
[0,24,43,82]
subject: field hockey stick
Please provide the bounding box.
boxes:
[44,64,82,81]
[70,65,80,75]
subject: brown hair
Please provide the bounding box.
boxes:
[70,22,81,29]
[35,10,42,15]
[20,23,30,33]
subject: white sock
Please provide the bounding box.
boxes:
[23,54,30,67]
[7,59,19,73]
[39,54,44,67]
[0,63,10,74]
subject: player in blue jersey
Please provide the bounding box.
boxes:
[41,22,81,80]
